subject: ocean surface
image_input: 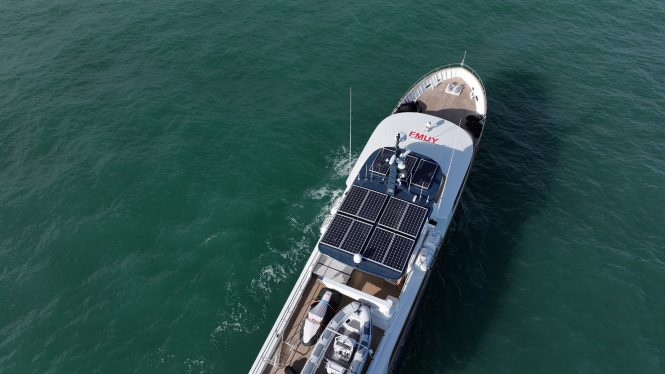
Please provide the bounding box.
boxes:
[1,0,664,373]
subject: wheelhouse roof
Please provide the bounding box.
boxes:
[347,112,475,222]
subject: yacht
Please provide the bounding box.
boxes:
[249,63,487,373]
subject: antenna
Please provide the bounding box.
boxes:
[461,50,466,67]
[436,120,462,218]
[349,87,352,172]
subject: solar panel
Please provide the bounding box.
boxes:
[321,214,353,248]
[383,234,415,272]
[378,197,427,238]
[340,220,372,254]
[369,148,395,176]
[411,159,438,189]
[402,154,419,178]
[398,204,428,237]
[378,198,408,229]
[339,186,368,216]
[322,177,431,275]
[357,190,388,222]
[363,227,393,263]
[321,214,372,254]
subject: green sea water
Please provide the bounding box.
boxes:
[1,0,664,373]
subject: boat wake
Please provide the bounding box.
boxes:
[211,146,359,342]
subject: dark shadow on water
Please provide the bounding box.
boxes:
[397,71,562,373]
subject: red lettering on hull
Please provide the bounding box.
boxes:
[408,131,438,144]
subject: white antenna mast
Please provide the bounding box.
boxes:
[349,87,352,172]
[436,120,462,218]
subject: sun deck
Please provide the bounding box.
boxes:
[262,255,402,374]
[393,68,486,142]
[418,77,478,126]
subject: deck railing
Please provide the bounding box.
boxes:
[392,63,487,115]
[252,251,321,371]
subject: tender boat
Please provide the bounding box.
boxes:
[250,63,487,373]
[300,301,372,374]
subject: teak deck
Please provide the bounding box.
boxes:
[418,77,477,126]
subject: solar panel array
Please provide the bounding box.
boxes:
[339,186,388,223]
[363,227,392,263]
[320,214,372,254]
[358,190,387,222]
[340,220,373,253]
[369,148,395,176]
[383,234,415,271]
[379,197,428,238]
[401,154,419,178]
[378,198,407,229]
[369,148,439,196]
[321,214,353,248]
[399,204,429,237]
[321,185,429,275]
[363,227,416,272]
[370,148,420,180]
[338,186,367,216]
[411,159,438,189]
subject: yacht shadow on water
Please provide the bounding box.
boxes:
[397,71,562,373]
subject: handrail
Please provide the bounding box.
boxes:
[255,253,320,369]
[254,191,350,371]
[392,63,487,112]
